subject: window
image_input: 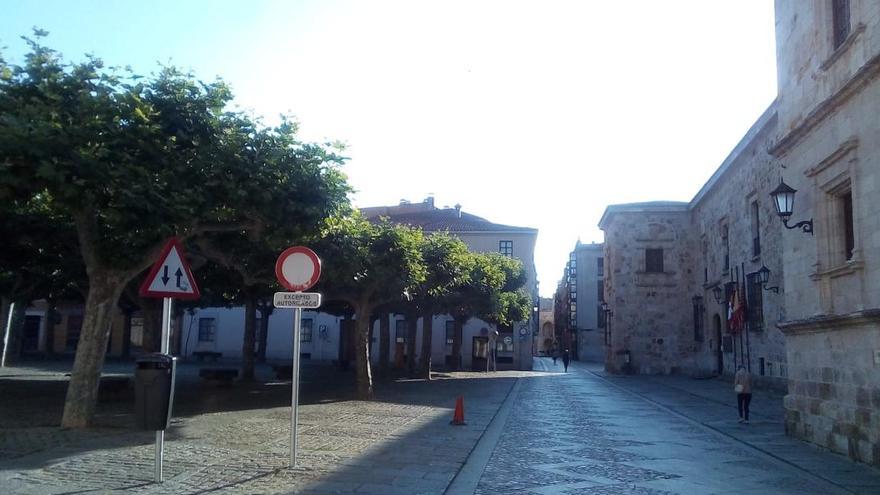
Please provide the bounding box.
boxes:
[301,318,313,342]
[692,298,704,342]
[597,257,604,275]
[499,240,513,257]
[721,224,730,272]
[645,249,664,273]
[832,0,851,49]
[750,200,761,257]
[597,305,606,329]
[445,320,455,346]
[842,191,854,261]
[395,319,407,343]
[198,318,217,342]
[746,273,764,331]
[701,237,708,283]
[597,280,604,302]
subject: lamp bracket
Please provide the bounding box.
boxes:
[763,285,780,294]
[782,217,813,235]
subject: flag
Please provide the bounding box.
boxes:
[728,286,746,333]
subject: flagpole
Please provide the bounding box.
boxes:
[742,262,751,373]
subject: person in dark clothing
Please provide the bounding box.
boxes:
[562,349,570,373]
[735,365,753,424]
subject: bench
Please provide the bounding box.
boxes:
[199,368,238,386]
[193,351,222,362]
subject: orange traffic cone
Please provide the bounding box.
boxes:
[450,395,466,425]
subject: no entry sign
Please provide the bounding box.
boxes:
[275,246,321,292]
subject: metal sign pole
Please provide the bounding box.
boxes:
[291,306,302,467]
[156,296,172,483]
[1,302,15,368]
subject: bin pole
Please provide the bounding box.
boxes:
[291,306,302,467]
[154,296,172,483]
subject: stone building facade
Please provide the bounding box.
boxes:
[535,297,555,356]
[770,0,880,467]
[598,107,788,387]
[598,0,880,466]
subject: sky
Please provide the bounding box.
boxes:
[1,0,778,297]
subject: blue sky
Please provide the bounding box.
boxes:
[2,0,778,296]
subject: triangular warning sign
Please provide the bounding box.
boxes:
[139,238,201,299]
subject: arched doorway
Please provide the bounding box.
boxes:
[713,314,723,374]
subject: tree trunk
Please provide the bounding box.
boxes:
[256,304,272,363]
[405,312,418,376]
[61,271,127,428]
[451,317,465,370]
[419,310,434,379]
[121,309,132,358]
[140,297,162,353]
[45,300,57,357]
[241,296,257,381]
[378,311,390,375]
[354,304,374,400]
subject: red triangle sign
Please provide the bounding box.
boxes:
[139,238,201,299]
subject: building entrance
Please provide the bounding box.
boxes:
[472,337,488,371]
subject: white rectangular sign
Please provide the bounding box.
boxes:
[274,292,322,309]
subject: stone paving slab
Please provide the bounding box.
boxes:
[585,362,880,494]
[470,358,879,495]
[0,367,541,494]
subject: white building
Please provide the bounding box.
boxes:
[183,197,540,371]
[566,242,605,363]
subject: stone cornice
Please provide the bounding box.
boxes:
[803,138,858,178]
[777,309,880,336]
[769,51,880,158]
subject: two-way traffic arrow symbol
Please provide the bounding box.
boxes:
[175,268,183,288]
[162,266,170,285]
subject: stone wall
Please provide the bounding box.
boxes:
[688,107,788,389]
[601,205,694,374]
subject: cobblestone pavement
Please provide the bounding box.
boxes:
[5,359,880,494]
[0,360,530,494]
[473,359,880,495]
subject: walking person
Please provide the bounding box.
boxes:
[735,365,752,424]
[552,346,558,365]
[562,348,570,373]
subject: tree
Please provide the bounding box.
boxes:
[316,216,426,399]
[444,252,531,369]
[0,34,350,426]
[415,233,473,378]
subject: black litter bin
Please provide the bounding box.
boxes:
[134,353,177,430]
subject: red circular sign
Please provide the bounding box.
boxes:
[275,246,321,292]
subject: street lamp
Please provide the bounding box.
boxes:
[711,285,724,304]
[770,179,813,234]
[752,265,780,293]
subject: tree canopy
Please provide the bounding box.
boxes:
[0,32,351,426]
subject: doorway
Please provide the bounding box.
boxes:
[472,336,488,371]
[713,314,723,375]
[22,315,41,353]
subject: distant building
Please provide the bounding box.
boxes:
[180,197,539,372]
[361,197,539,371]
[535,297,554,356]
[554,242,604,362]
